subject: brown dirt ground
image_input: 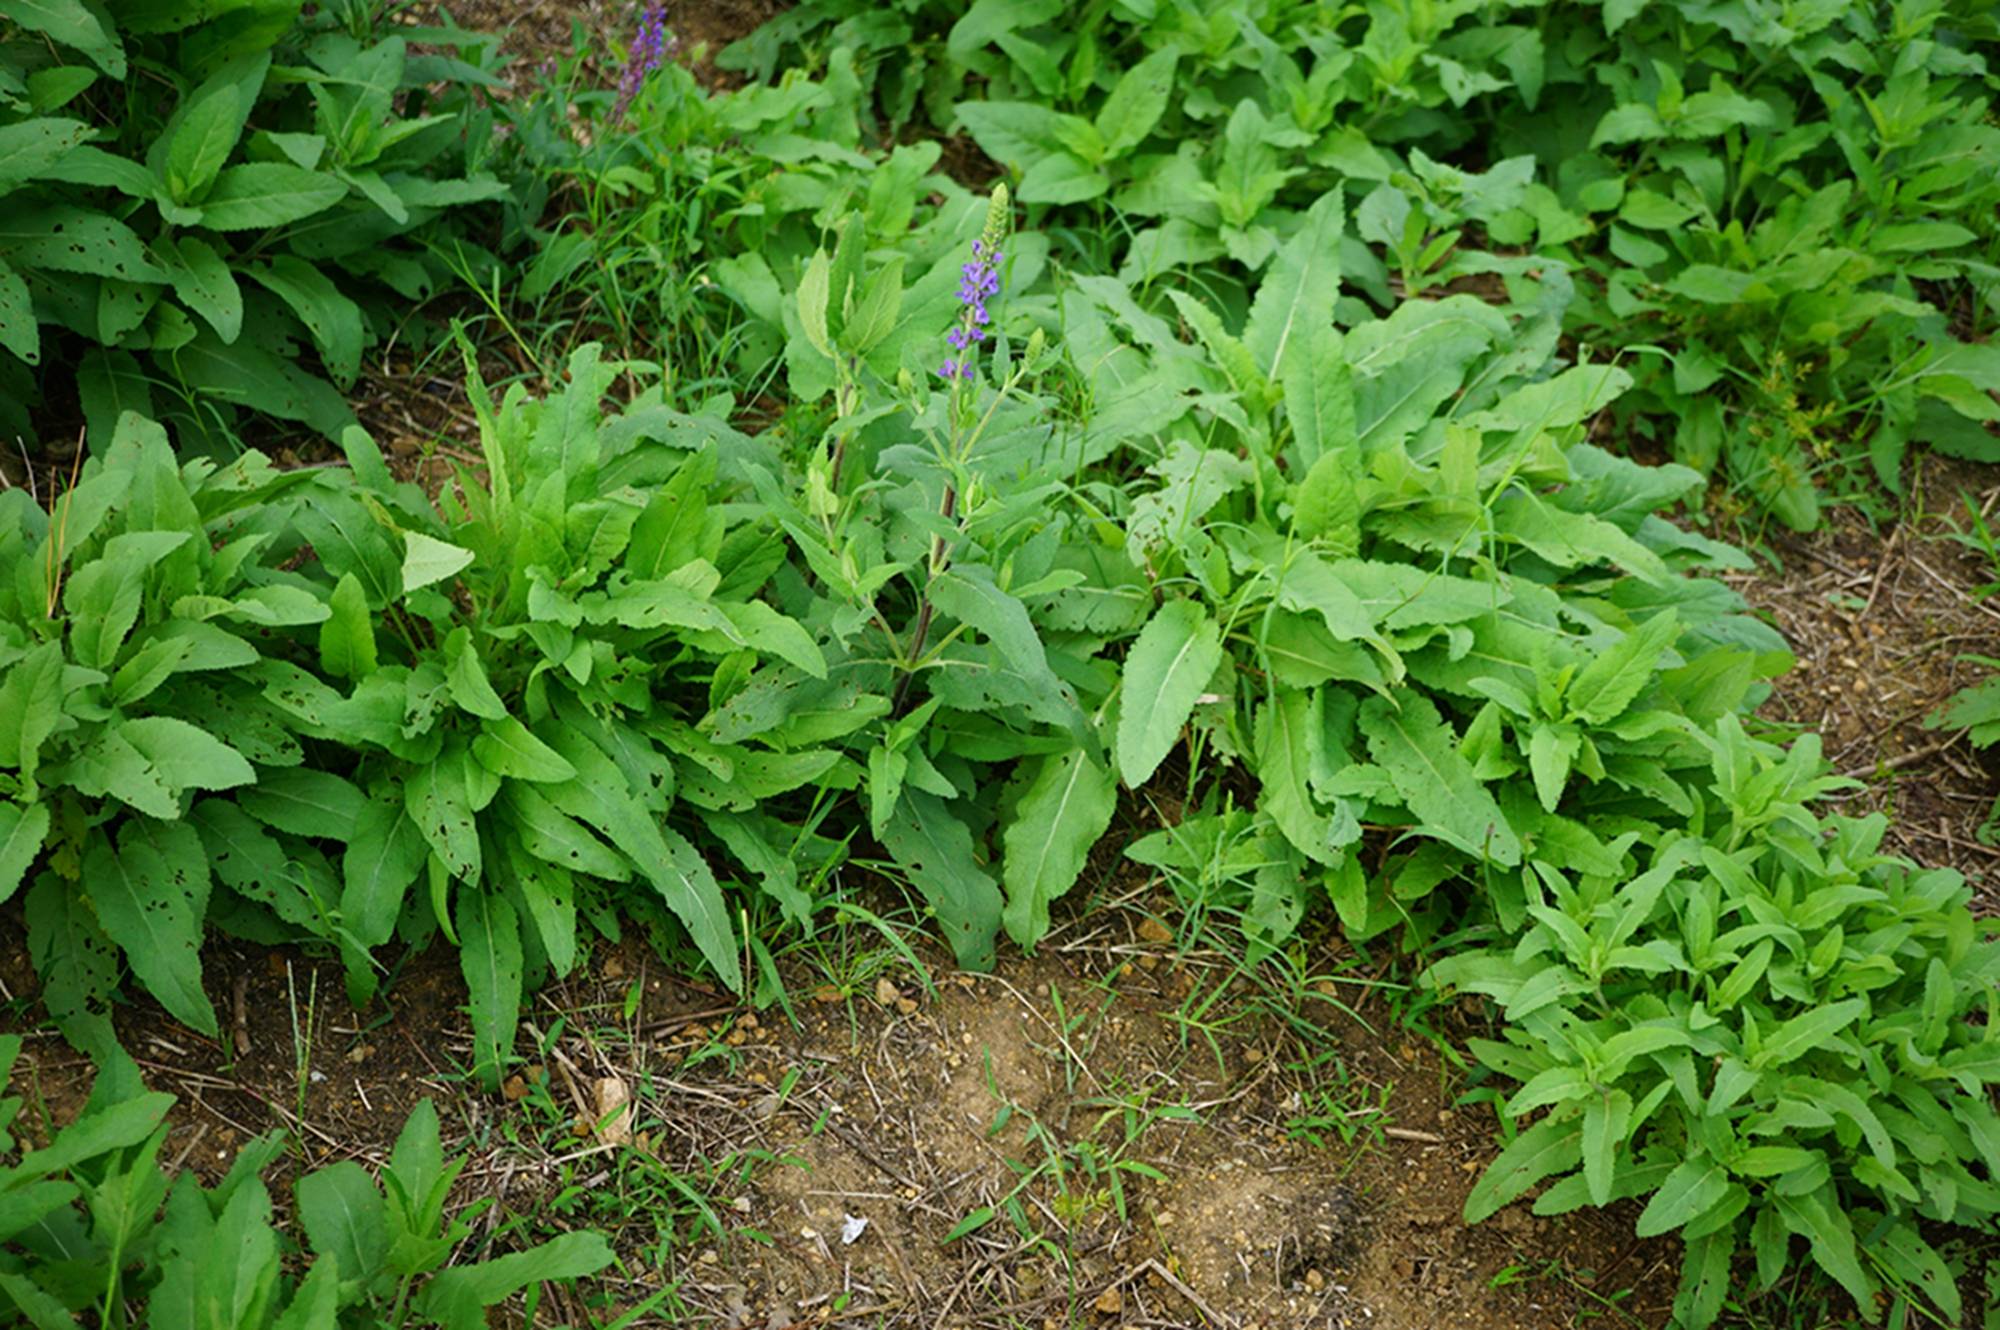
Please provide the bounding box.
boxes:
[1730,455,2000,909]
[0,889,1690,1330]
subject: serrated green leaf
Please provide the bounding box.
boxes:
[197,164,346,230]
[882,790,1002,969]
[456,888,520,1091]
[1001,748,1116,946]
[1116,600,1224,787]
[0,801,48,906]
[1465,1118,1580,1223]
[403,532,474,593]
[87,820,217,1036]
[1359,691,1521,865]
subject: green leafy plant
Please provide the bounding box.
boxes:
[0,0,511,444]
[1430,728,2000,1329]
[711,0,2000,529]
[0,1036,612,1327]
[0,414,329,1060]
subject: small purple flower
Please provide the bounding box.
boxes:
[613,5,672,121]
[938,238,1001,382]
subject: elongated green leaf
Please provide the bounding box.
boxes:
[1094,47,1178,156]
[456,889,520,1091]
[472,718,575,783]
[1465,1118,1580,1222]
[415,1232,613,1330]
[0,0,124,75]
[1256,687,1333,863]
[342,798,428,947]
[247,254,363,387]
[294,1162,386,1291]
[0,256,37,365]
[1636,1157,1729,1237]
[1116,600,1224,787]
[1359,691,1521,865]
[541,729,738,987]
[159,235,242,341]
[0,801,48,906]
[1566,611,1678,725]
[1752,999,1865,1070]
[402,532,474,593]
[1674,1226,1734,1330]
[1244,191,1342,380]
[86,821,217,1036]
[1582,1088,1632,1207]
[197,164,346,230]
[240,767,364,840]
[882,790,1002,969]
[1001,749,1116,946]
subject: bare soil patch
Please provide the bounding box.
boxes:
[1,895,1684,1329]
[1732,455,2000,907]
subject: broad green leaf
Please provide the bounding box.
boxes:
[0,205,166,281]
[541,730,738,986]
[402,532,474,593]
[1116,600,1224,787]
[197,164,346,230]
[1095,47,1178,156]
[86,821,217,1036]
[318,572,377,680]
[1001,748,1116,946]
[0,117,91,189]
[0,257,36,365]
[1243,191,1342,380]
[1775,1191,1874,1309]
[1464,1118,1580,1222]
[240,767,364,840]
[407,750,480,884]
[164,83,244,203]
[1674,1226,1734,1330]
[471,718,575,783]
[1752,999,1865,1070]
[0,801,48,906]
[1582,1088,1633,1206]
[1256,687,1333,863]
[1359,691,1521,865]
[294,1162,386,1292]
[414,1232,614,1330]
[1281,323,1354,474]
[1636,1157,1729,1237]
[882,790,1002,969]
[1566,611,1678,725]
[443,627,507,720]
[456,888,521,1091]
[159,235,242,341]
[342,798,427,947]
[247,255,364,387]
[0,0,124,75]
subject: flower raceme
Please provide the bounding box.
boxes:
[614,5,671,120]
[939,186,1011,382]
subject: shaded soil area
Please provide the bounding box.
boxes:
[1,897,1686,1329]
[1733,456,2000,908]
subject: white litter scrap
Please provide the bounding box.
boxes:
[839,1214,869,1245]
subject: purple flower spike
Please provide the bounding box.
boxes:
[613,4,671,121]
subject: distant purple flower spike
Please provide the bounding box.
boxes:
[613,4,672,121]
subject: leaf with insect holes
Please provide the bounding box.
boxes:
[882,790,1002,970]
[86,820,217,1037]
